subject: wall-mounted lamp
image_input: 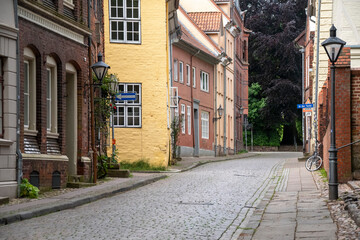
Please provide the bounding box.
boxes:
[213,105,224,122]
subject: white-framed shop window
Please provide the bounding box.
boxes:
[201,111,209,139]
[109,0,141,43]
[114,83,142,127]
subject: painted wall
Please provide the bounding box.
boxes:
[104,0,170,167]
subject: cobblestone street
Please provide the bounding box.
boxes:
[0,153,300,240]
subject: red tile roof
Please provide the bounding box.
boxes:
[179,23,217,58]
[187,12,222,32]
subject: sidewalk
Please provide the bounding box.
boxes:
[0,152,257,226]
[238,159,337,240]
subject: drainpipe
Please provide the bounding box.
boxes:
[300,47,305,153]
[88,0,97,183]
[223,32,227,155]
[214,64,218,157]
[190,50,200,156]
[14,0,22,197]
[313,0,322,154]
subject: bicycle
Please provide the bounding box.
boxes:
[305,140,323,171]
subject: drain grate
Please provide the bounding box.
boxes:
[178,201,214,206]
[234,174,256,177]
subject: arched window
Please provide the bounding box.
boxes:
[23,47,37,132]
[46,56,58,134]
[243,40,247,62]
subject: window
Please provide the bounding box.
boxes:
[187,105,191,135]
[179,62,183,83]
[201,111,209,139]
[192,67,196,88]
[181,104,185,134]
[24,47,36,131]
[243,40,247,61]
[186,64,190,86]
[174,59,178,82]
[0,58,3,137]
[109,0,141,43]
[46,56,58,134]
[200,71,209,92]
[114,83,141,127]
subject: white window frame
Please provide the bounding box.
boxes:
[179,61,184,83]
[186,64,190,86]
[174,59,178,82]
[192,67,196,88]
[187,105,191,135]
[24,47,36,132]
[200,71,209,92]
[109,0,141,44]
[46,56,58,134]
[181,104,185,134]
[24,61,30,129]
[201,111,209,139]
[114,83,142,127]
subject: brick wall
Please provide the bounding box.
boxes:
[319,47,352,183]
[351,70,360,171]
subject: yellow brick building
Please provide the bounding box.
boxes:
[104,0,175,167]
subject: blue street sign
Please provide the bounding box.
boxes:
[297,104,313,109]
[116,92,136,101]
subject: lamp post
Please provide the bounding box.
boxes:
[90,52,110,183]
[109,75,118,156]
[321,25,346,200]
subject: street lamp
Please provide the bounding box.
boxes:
[213,105,224,122]
[321,25,346,200]
[91,52,110,83]
[90,52,111,183]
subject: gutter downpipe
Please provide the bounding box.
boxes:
[223,32,227,155]
[190,50,200,156]
[214,64,218,156]
[300,47,305,152]
[88,0,97,183]
[313,0,321,154]
[14,0,22,197]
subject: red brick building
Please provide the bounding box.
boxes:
[18,0,104,190]
[318,48,360,182]
[172,8,221,157]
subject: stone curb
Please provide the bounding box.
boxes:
[0,175,167,226]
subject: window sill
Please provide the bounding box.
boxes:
[63,1,75,10]
[0,139,14,146]
[47,132,59,139]
[24,129,38,137]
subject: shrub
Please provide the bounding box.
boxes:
[20,178,39,198]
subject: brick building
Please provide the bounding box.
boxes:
[172,7,221,157]
[301,0,360,182]
[18,0,104,191]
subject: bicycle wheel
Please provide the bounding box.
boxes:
[305,155,323,171]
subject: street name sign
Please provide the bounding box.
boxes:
[116,92,136,101]
[297,104,314,109]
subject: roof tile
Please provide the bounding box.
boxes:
[187,12,222,32]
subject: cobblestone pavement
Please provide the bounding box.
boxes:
[0,152,300,240]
